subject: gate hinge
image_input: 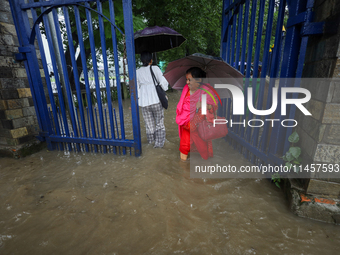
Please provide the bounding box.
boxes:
[287,8,337,37]
[14,47,31,62]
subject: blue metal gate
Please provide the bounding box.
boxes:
[220,0,324,165]
[9,0,141,156]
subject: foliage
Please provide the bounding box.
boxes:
[132,0,223,65]
[282,131,302,173]
[271,131,301,189]
[271,173,281,188]
[56,2,145,88]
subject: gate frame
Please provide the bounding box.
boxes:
[220,0,325,165]
[8,0,142,156]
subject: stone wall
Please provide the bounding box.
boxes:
[291,0,340,223]
[0,0,41,157]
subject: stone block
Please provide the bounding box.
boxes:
[22,106,36,116]
[0,22,16,36]
[5,109,23,119]
[18,135,35,144]
[5,137,19,146]
[306,99,325,121]
[302,63,313,77]
[307,179,340,198]
[333,0,340,17]
[314,143,340,163]
[301,79,331,102]
[40,69,45,78]
[0,128,11,138]
[323,125,340,144]
[288,189,340,224]
[12,116,35,129]
[0,11,13,23]
[0,110,5,119]
[26,120,39,134]
[28,97,34,107]
[312,59,337,78]
[1,89,19,100]
[10,127,28,138]
[17,88,32,98]
[0,34,14,46]
[324,36,340,60]
[331,82,340,103]
[0,1,10,12]
[1,119,13,129]
[0,56,20,68]
[0,99,7,110]
[13,68,28,78]
[12,36,19,47]
[7,98,29,109]
[323,103,340,123]
[298,128,317,159]
[314,0,334,21]
[0,136,7,145]
[298,115,325,143]
[0,67,13,78]
[0,78,29,89]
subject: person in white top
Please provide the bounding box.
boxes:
[136,51,169,148]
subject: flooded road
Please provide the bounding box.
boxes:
[0,91,339,254]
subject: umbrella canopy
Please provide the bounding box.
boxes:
[134,26,186,54]
[164,53,244,98]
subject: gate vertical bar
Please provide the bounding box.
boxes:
[40,5,72,151]
[85,2,106,152]
[253,0,275,153]
[73,5,97,152]
[28,0,61,148]
[52,8,80,152]
[63,7,89,152]
[246,0,266,163]
[231,0,237,68]
[226,0,232,64]
[240,0,258,146]
[122,0,141,156]
[220,0,229,60]
[269,0,307,157]
[260,0,286,152]
[97,0,115,153]
[235,4,243,70]
[108,0,120,154]
[283,0,315,154]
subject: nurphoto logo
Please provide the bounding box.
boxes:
[200,84,312,128]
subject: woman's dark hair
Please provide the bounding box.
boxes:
[140,51,152,66]
[186,67,206,79]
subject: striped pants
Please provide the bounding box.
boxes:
[141,102,166,148]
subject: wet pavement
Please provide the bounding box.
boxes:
[0,91,339,254]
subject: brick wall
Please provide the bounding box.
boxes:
[0,0,39,150]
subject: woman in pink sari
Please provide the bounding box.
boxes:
[176,67,217,161]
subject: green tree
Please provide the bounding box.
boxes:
[58,1,145,89]
[133,0,223,66]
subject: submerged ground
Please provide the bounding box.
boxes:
[0,91,339,254]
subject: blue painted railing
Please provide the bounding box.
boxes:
[9,0,141,156]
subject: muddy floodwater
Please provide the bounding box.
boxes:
[0,91,339,254]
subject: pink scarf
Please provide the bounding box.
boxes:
[176,84,217,138]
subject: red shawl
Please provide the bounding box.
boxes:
[176,83,217,138]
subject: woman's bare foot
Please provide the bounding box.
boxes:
[180,152,188,161]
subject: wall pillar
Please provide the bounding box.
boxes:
[289,0,340,224]
[0,0,43,157]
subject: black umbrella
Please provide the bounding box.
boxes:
[134,26,186,54]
